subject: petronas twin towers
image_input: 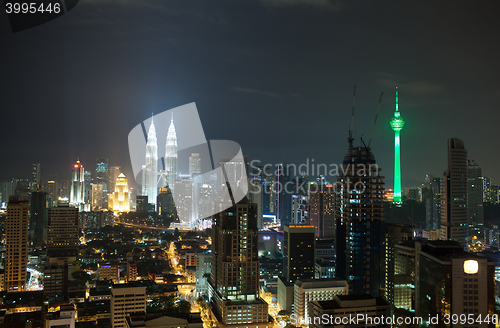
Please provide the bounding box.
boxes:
[142,114,178,205]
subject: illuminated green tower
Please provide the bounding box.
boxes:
[390,87,405,203]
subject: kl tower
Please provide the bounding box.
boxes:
[390,87,405,204]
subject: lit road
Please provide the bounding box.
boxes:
[27,267,43,291]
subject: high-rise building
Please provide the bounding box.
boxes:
[109,173,130,213]
[91,184,103,210]
[84,171,92,204]
[276,164,292,228]
[47,204,79,253]
[189,153,201,176]
[335,145,386,297]
[196,252,212,298]
[0,180,18,204]
[291,194,308,225]
[108,166,121,197]
[415,240,495,327]
[110,284,146,328]
[249,176,264,229]
[482,176,492,203]
[157,187,176,217]
[46,179,58,207]
[468,160,484,242]
[96,158,109,208]
[278,225,316,313]
[29,191,48,250]
[425,175,441,231]
[384,224,413,307]
[165,114,178,191]
[309,184,335,238]
[174,177,193,226]
[263,166,276,216]
[390,87,405,204]
[5,196,28,292]
[31,163,41,189]
[440,138,468,249]
[45,204,80,303]
[70,159,84,206]
[144,120,158,205]
[60,180,70,200]
[208,197,270,327]
[283,225,316,283]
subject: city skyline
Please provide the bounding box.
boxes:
[1,2,500,327]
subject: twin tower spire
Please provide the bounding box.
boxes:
[143,113,178,205]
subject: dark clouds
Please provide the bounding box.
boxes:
[0,0,499,188]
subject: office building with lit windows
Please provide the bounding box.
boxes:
[208,197,271,328]
[96,158,109,208]
[29,191,48,250]
[165,114,178,191]
[70,159,85,206]
[468,160,484,242]
[335,144,386,297]
[278,225,315,313]
[441,138,468,249]
[308,184,335,238]
[5,196,29,292]
[109,173,130,213]
[415,240,494,327]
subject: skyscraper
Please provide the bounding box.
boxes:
[283,225,316,282]
[415,240,494,326]
[309,183,335,238]
[467,160,484,241]
[278,224,316,313]
[46,179,58,207]
[92,184,103,210]
[144,120,158,205]
[29,191,48,250]
[5,196,28,292]
[31,163,41,189]
[47,204,79,252]
[165,114,178,191]
[440,138,468,249]
[425,176,441,231]
[208,197,269,327]
[335,144,386,297]
[276,164,292,228]
[189,152,201,176]
[390,87,405,204]
[109,166,121,196]
[174,177,193,226]
[45,203,80,303]
[96,158,109,208]
[70,159,84,206]
[60,179,70,200]
[109,173,130,213]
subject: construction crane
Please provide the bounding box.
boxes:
[368,92,384,147]
[348,85,356,148]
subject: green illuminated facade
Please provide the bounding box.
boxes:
[390,87,405,203]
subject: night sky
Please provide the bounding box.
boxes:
[1,0,500,188]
